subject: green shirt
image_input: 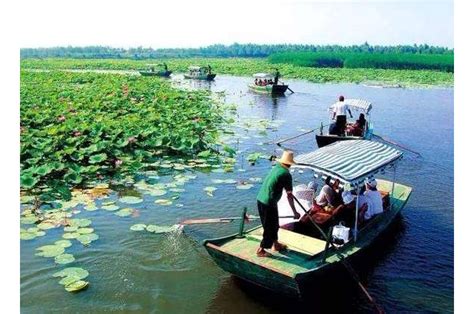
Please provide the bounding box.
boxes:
[257,163,293,206]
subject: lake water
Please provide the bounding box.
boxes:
[20,75,453,313]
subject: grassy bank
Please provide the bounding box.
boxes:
[21,58,453,87]
[20,70,230,199]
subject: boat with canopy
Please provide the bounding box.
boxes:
[204,140,412,297]
[139,63,172,77]
[248,73,290,96]
[316,99,374,148]
[184,66,216,81]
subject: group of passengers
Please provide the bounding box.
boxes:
[288,175,386,236]
[328,95,367,137]
[254,78,274,86]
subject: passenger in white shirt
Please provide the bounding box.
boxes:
[361,178,384,221]
[331,95,353,135]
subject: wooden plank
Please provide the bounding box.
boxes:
[247,227,327,256]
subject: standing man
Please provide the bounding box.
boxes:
[256,151,300,257]
[331,95,353,135]
[274,68,281,85]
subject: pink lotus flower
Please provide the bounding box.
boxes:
[128,137,137,144]
[73,131,81,137]
[57,115,66,122]
[114,159,123,167]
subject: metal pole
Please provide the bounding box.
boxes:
[354,186,360,242]
[390,165,397,211]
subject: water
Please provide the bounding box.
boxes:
[21,75,453,313]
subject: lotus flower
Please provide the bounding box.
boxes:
[73,131,82,137]
[128,137,137,144]
[57,115,66,122]
[114,159,123,167]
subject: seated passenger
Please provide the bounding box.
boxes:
[347,113,367,136]
[315,177,339,208]
[258,79,263,86]
[254,78,258,85]
[268,79,274,85]
[359,178,383,221]
[263,79,268,86]
[329,122,339,135]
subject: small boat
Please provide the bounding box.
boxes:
[248,73,289,96]
[184,66,216,81]
[204,140,412,297]
[139,64,172,77]
[316,99,374,148]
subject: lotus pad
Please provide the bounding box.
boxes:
[77,228,94,234]
[36,245,65,257]
[65,280,89,292]
[77,233,99,245]
[130,224,147,231]
[118,196,143,204]
[54,267,89,279]
[55,253,75,264]
[55,240,72,248]
[154,199,172,206]
[115,208,133,217]
[145,224,182,234]
[102,204,120,211]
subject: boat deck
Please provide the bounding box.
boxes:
[217,227,326,277]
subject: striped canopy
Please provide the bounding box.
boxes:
[294,140,402,186]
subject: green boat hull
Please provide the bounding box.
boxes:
[204,180,412,297]
[184,73,216,81]
[139,70,172,77]
[248,83,289,95]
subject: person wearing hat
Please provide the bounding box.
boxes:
[361,177,384,221]
[256,150,300,257]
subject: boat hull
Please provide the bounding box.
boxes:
[248,83,288,95]
[315,134,363,148]
[203,180,412,297]
[184,73,216,81]
[139,70,172,77]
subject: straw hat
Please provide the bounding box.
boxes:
[342,191,355,205]
[277,150,295,165]
[365,177,377,188]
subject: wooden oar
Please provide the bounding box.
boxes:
[181,214,295,225]
[273,129,317,146]
[292,195,385,314]
[287,87,295,94]
[373,134,421,157]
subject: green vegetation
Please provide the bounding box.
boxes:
[21,58,453,87]
[268,52,453,72]
[20,70,228,199]
[20,43,453,59]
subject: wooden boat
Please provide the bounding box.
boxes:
[184,66,216,81]
[248,73,289,96]
[316,99,374,148]
[204,140,412,297]
[139,64,172,77]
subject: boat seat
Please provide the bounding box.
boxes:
[246,227,327,257]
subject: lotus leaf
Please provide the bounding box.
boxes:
[55,253,75,264]
[115,208,133,217]
[89,153,107,164]
[20,174,38,189]
[36,245,65,257]
[20,195,35,204]
[154,199,172,206]
[130,224,147,231]
[77,228,94,234]
[20,232,36,240]
[77,233,99,245]
[63,232,80,239]
[37,222,56,230]
[102,204,119,211]
[55,240,72,248]
[118,196,143,204]
[102,201,116,206]
[236,183,254,190]
[149,189,167,196]
[65,280,89,292]
[53,267,89,280]
[146,224,181,234]
[169,188,185,193]
[64,226,78,232]
[20,216,39,225]
[84,204,98,211]
[71,218,92,227]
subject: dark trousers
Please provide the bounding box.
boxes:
[335,115,347,135]
[257,201,279,249]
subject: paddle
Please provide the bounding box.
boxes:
[272,129,317,146]
[373,134,421,157]
[287,87,295,94]
[292,195,385,314]
[181,214,296,225]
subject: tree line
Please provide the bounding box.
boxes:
[21,43,453,59]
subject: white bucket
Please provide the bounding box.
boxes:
[332,222,350,244]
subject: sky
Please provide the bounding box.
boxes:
[17,0,454,48]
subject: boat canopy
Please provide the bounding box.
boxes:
[253,73,273,79]
[293,140,402,187]
[188,66,203,70]
[330,99,373,114]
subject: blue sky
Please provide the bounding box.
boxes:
[19,0,453,48]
